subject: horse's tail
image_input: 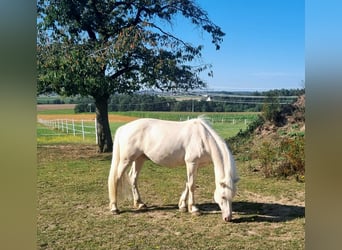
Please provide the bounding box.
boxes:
[108,129,120,209]
[108,128,132,210]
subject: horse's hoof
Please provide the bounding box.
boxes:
[191,210,202,216]
[179,207,187,213]
[137,203,147,210]
[111,209,120,215]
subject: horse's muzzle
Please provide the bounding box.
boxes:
[224,215,232,222]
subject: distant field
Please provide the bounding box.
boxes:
[37,106,259,141]
[37,104,76,111]
[115,111,259,121]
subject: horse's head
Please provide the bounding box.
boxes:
[214,180,237,222]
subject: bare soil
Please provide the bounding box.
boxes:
[37,104,137,122]
[37,104,77,111]
[38,113,137,122]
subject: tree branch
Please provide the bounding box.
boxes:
[110,64,139,80]
[145,21,191,49]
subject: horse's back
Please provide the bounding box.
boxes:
[115,118,210,167]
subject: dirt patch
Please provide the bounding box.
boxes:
[37,113,137,123]
[37,104,137,122]
[242,191,305,207]
[37,144,112,162]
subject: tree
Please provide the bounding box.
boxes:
[37,0,225,152]
[262,93,281,124]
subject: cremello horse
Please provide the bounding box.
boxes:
[108,117,239,222]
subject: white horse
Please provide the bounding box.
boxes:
[108,117,239,222]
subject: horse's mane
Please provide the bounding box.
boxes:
[196,116,239,186]
[196,116,223,144]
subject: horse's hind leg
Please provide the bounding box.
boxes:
[185,161,200,215]
[108,158,131,214]
[178,184,188,212]
[108,161,119,214]
[129,156,146,210]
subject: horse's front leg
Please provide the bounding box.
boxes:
[185,161,200,215]
[129,157,146,210]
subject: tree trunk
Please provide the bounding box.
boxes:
[94,96,113,153]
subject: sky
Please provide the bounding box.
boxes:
[172,0,305,91]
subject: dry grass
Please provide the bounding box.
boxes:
[37,104,77,111]
[37,144,304,249]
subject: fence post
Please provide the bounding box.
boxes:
[81,120,85,140]
[72,120,75,136]
[95,118,98,144]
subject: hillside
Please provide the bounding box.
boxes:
[229,95,305,180]
[255,94,305,138]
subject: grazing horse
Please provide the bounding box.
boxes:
[108,118,239,222]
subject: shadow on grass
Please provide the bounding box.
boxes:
[120,204,179,214]
[199,201,305,223]
[120,201,304,223]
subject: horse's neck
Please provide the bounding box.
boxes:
[199,119,233,186]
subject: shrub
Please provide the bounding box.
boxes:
[257,140,278,178]
[277,135,305,177]
[52,98,65,104]
[256,134,305,180]
[74,102,95,113]
[262,94,281,124]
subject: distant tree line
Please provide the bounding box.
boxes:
[207,88,305,97]
[253,88,305,96]
[74,88,304,113]
[74,94,261,113]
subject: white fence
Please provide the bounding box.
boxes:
[38,118,98,143]
[178,116,251,125]
[38,116,253,144]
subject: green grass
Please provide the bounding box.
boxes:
[116,111,259,139]
[113,111,258,121]
[37,144,304,249]
[37,122,96,144]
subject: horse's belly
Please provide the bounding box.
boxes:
[145,149,185,168]
[147,155,185,167]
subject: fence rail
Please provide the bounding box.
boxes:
[178,116,251,125]
[38,118,98,142]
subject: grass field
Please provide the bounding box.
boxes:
[37,107,304,249]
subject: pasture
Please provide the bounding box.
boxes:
[37,108,305,249]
